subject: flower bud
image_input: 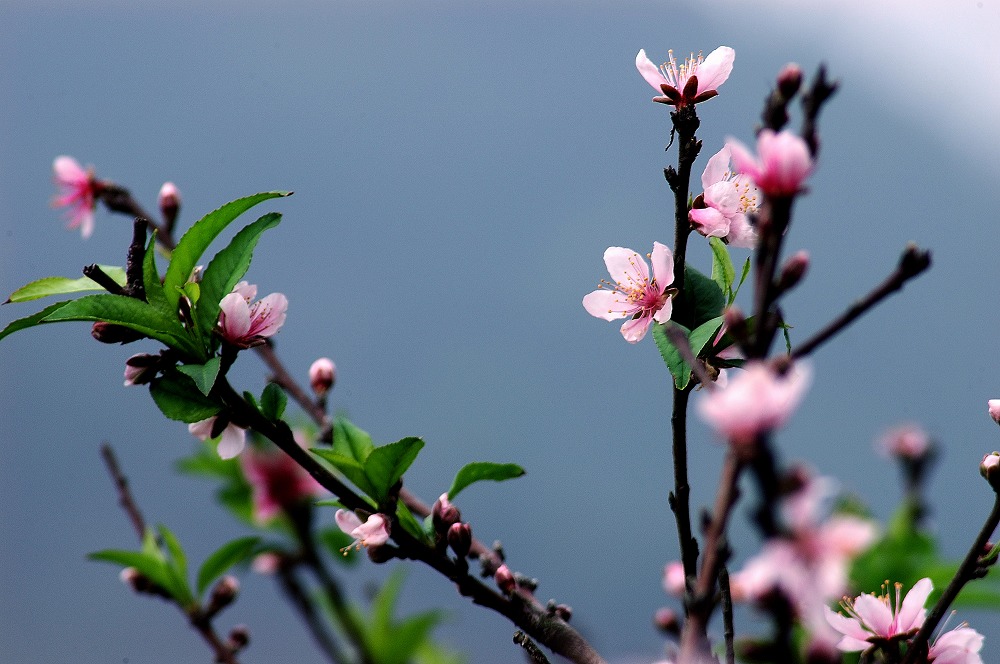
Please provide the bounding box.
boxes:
[662,561,686,597]
[447,522,472,558]
[158,182,181,232]
[776,63,803,98]
[252,552,283,575]
[228,625,250,651]
[309,357,336,396]
[776,250,809,293]
[123,353,160,386]
[495,564,516,594]
[432,493,461,533]
[92,321,144,344]
[989,400,1000,425]
[205,575,240,617]
[551,603,572,622]
[981,452,1000,491]
[878,423,931,462]
[654,607,680,635]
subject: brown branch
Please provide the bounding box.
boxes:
[100,443,146,539]
[276,561,349,664]
[514,631,552,664]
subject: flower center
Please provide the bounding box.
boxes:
[658,50,704,89]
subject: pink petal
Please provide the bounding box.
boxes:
[649,241,674,290]
[603,246,648,287]
[635,49,668,92]
[248,292,288,338]
[620,316,653,343]
[726,136,760,182]
[652,299,672,324]
[53,155,86,183]
[232,281,257,301]
[217,424,246,459]
[702,180,740,215]
[219,292,252,340]
[188,417,216,440]
[689,206,731,238]
[695,46,735,94]
[853,593,894,636]
[897,577,932,632]
[583,289,627,321]
[355,514,390,546]
[335,509,363,535]
[701,146,732,190]
[725,215,758,249]
[824,606,869,648]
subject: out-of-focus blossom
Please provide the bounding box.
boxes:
[52,156,102,239]
[989,400,1000,424]
[776,63,803,98]
[495,564,516,594]
[158,181,181,230]
[218,281,288,348]
[335,510,389,553]
[697,361,810,445]
[688,146,759,248]
[189,416,247,459]
[727,130,813,198]
[309,357,336,396]
[240,431,325,523]
[583,242,675,344]
[824,578,932,652]
[878,423,931,461]
[252,552,283,575]
[662,561,686,597]
[928,624,984,664]
[636,46,734,107]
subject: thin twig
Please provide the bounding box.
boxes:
[276,563,349,664]
[100,443,146,539]
[514,631,552,664]
[719,565,735,664]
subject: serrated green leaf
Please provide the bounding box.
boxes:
[142,237,170,315]
[364,437,424,502]
[395,499,431,545]
[149,369,221,422]
[196,536,260,595]
[5,266,127,303]
[332,415,375,463]
[196,212,282,338]
[709,237,735,300]
[312,449,378,498]
[88,549,177,598]
[260,383,287,421]
[181,281,200,306]
[163,192,290,315]
[177,357,221,396]
[652,321,692,390]
[734,257,752,300]
[448,462,526,499]
[157,525,194,607]
[0,300,75,343]
[689,316,725,358]
[40,294,199,356]
[683,265,725,328]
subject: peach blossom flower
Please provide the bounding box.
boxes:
[583,242,674,344]
[189,416,247,459]
[335,511,389,553]
[727,130,813,198]
[928,624,984,664]
[636,46,734,107]
[52,156,101,239]
[689,146,759,248]
[824,578,932,652]
[218,281,287,348]
[240,432,325,523]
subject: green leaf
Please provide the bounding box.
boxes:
[312,449,378,498]
[364,437,424,502]
[0,300,75,343]
[734,257,752,299]
[683,265,725,328]
[395,500,431,545]
[163,192,290,315]
[88,549,177,598]
[688,316,725,358]
[177,357,221,396]
[260,382,287,421]
[448,462,526,499]
[5,266,127,303]
[40,294,198,356]
[142,237,170,315]
[709,237,735,300]
[332,415,375,463]
[157,525,194,607]
[181,281,200,306]
[652,321,692,390]
[196,536,260,595]
[196,212,283,338]
[149,369,222,422]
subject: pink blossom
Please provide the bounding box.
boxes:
[662,561,686,596]
[636,46,735,107]
[696,361,810,444]
[878,423,931,461]
[335,510,390,553]
[989,400,1000,424]
[52,156,101,239]
[824,578,932,652]
[218,281,288,348]
[688,146,760,248]
[158,181,181,209]
[240,432,325,523]
[309,357,336,396]
[727,130,813,198]
[583,242,675,343]
[189,416,247,459]
[252,552,282,575]
[928,625,984,664]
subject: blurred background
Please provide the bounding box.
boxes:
[2,1,1000,662]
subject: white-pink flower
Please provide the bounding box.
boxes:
[697,361,810,444]
[218,281,288,348]
[689,146,760,248]
[824,578,932,652]
[878,423,931,461]
[636,46,735,107]
[52,156,101,239]
[928,624,984,664]
[583,242,675,344]
[727,130,813,198]
[189,416,247,459]
[335,510,390,553]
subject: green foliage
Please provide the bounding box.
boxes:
[89,526,195,610]
[448,462,526,499]
[709,237,735,301]
[150,369,222,422]
[196,536,260,595]
[4,266,126,303]
[260,382,288,421]
[177,357,222,397]
[0,300,75,343]
[365,437,424,502]
[333,415,375,462]
[359,569,452,664]
[142,237,171,316]
[684,264,725,329]
[653,318,724,390]
[395,499,432,545]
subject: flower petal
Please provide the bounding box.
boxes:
[583,289,628,321]
[620,316,653,343]
[695,46,735,94]
[335,509,363,535]
[689,206,731,238]
[701,146,732,190]
[897,577,932,632]
[649,241,674,290]
[603,246,648,287]
[636,49,668,92]
[219,292,252,340]
[217,424,247,459]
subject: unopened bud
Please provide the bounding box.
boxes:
[119,567,141,589]
[228,625,250,651]
[777,250,809,293]
[206,575,240,616]
[119,567,170,599]
[776,63,803,98]
[654,607,680,635]
[989,400,1000,425]
[662,561,686,597]
[158,182,181,232]
[552,603,572,622]
[92,321,144,344]
[309,357,336,396]
[447,522,472,558]
[495,564,515,594]
[432,493,461,533]
[981,452,1000,490]
[123,353,160,386]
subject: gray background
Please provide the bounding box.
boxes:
[3,1,1000,662]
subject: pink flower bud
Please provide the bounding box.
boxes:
[776,63,803,98]
[981,452,1000,489]
[989,400,1000,425]
[123,353,159,386]
[495,564,516,594]
[654,607,680,634]
[432,492,461,533]
[447,522,472,558]
[309,357,336,396]
[878,424,931,461]
[777,250,809,292]
[158,182,181,233]
[727,130,814,199]
[206,575,240,615]
[251,552,282,575]
[663,561,686,596]
[227,625,250,650]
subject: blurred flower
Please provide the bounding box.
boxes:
[928,624,984,664]
[989,400,1000,424]
[240,431,325,523]
[309,357,336,396]
[727,130,813,198]
[218,281,288,348]
[583,242,675,344]
[688,146,759,248]
[335,510,389,553]
[635,46,734,107]
[697,361,810,445]
[662,561,686,596]
[824,578,932,652]
[189,416,247,459]
[878,423,931,461]
[52,156,101,239]
[251,552,282,575]
[158,181,180,210]
[495,563,516,594]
